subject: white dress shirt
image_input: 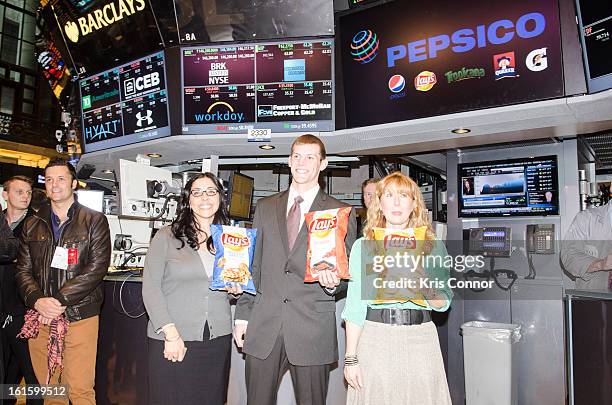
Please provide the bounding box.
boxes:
[287,184,320,232]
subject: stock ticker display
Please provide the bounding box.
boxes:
[182,40,334,134]
[80,52,171,152]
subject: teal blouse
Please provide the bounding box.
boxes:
[341,237,453,327]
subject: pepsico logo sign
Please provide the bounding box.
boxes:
[221,233,249,248]
[414,71,437,91]
[388,74,405,93]
[350,30,380,64]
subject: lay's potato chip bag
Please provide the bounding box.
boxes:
[210,225,257,295]
[372,226,428,306]
[304,207,352,282]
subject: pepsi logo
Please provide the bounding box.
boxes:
[388,74,406,93]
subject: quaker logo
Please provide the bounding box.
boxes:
[257,105,274,117]
[136,110,153,127]
[445,67,485,83]
[493,52,518,80]
[194,101,245,123]
[525,47,548,72]
[124,72,160,97]
[84,119,121,142]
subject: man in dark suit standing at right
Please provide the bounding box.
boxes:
[234,134,357,405]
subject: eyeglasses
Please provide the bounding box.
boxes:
[190,188,219,197]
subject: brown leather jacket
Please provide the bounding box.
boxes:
[15,201,111,322]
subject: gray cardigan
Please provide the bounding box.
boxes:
[142,226,232,341]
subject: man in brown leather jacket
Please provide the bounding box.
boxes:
[15,158,110,404]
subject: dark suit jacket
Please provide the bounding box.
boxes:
[235,189,357,366]
[0,209,32,316]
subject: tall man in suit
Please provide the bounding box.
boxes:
[234,134,357,405]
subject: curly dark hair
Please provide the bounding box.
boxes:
[171,172,229,252]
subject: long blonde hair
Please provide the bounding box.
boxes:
[363,172,435,241]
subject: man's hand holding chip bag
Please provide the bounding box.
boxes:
[304,207,352,288]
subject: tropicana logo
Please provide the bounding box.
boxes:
[64,0,147,43]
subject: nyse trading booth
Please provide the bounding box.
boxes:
[33,0,612,404]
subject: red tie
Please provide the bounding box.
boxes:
[287,195,304,251]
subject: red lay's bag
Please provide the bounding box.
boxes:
[304,207,352,282]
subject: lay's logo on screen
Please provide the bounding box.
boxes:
[221,233,250,249]
[384,234,416,249]
[309,216,338,233]
[414,71,437,91]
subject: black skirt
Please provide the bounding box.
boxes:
[147,323,232,405]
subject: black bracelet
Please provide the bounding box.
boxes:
[344,355,359,366]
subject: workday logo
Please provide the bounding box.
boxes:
[350,30,379,64]
[194,101,245,123]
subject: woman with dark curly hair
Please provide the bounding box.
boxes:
[142,172,241,404]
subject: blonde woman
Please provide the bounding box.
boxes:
[342,172,452,404]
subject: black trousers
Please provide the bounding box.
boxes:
[245,332,331,405]
[2,314,41,405]
[147,323,231,405]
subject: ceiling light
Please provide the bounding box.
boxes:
[147,153,162,158]
[452,128,471,134]
[259,145,275,150]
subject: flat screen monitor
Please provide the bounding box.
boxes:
[338,0,564,128]
[80,51,171,153]
[173,0,333,44]
[76,189,105,212]
[458,156,559,217]
[575,0,612,93]
[228,172,254,220]
[48,0,163,76]
[181,39,334,134]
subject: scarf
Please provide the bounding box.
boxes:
[18,309,69,384]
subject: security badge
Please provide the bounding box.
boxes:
[50,246,78,270]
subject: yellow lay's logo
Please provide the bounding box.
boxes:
[383,234,416,249]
